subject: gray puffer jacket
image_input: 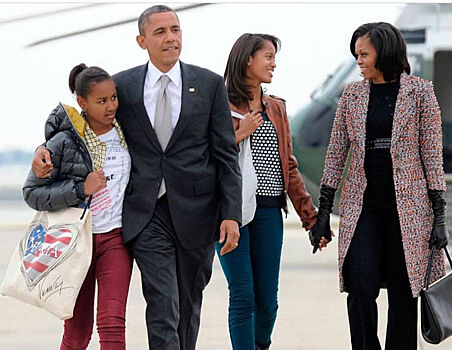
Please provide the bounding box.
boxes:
[23,103,93,211]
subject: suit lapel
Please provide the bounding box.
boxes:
[127,63,162,151]
[165,62,198,152]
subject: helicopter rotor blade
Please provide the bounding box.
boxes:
[0,4,104,25]
[26,3,211,48]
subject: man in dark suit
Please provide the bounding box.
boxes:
[113,5,242,349]
[32,5,241,350]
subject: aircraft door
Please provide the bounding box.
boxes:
[433,50,452,173]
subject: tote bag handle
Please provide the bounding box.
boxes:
[424,246,452,289]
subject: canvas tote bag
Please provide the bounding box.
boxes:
[1,207,92,320]
[232,111,258,226]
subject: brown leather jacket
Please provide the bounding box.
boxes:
[230,93,317,230]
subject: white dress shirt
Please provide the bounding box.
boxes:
[143,60,182,131]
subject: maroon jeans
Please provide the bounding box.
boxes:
[60,228,132,350]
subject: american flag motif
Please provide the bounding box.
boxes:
[21,223,73,285]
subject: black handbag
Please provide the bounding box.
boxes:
[420,246,452,344]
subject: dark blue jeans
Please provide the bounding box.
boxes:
[216,207,283,350]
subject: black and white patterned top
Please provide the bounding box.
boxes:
[251,111,284,200]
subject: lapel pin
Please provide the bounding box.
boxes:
[189,87,195,93]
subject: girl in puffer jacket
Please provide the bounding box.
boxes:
[23,64,132,350]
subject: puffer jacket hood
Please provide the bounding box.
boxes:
[45,103,87,141]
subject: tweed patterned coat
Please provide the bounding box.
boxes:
[322,72,446,297]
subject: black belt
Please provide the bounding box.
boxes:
[366,138,391,150]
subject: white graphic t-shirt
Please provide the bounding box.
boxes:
[90,128,131,234]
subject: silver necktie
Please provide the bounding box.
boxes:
[154,74,172,197]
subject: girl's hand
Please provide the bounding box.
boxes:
[239,110,264,138]
[32,146,53,178]
[83,169,106,195]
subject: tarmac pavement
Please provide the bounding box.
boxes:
[0,203,451,349]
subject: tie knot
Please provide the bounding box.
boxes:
[160,75,170,89]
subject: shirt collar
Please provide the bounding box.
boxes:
[83,119,128,170]
[147,60,181,89]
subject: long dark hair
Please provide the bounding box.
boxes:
[224,33,280,108]
[350,22,410,82]
[68,63,112,98]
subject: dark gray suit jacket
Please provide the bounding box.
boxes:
[114,62,242,249]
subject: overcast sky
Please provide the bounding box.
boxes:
[0,2,403,151]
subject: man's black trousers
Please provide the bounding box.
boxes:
[129,195,215,350]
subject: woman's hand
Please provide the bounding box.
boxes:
[317,231,335,251]
[309,184,337,253]
[309,213,333,253]
[428,189,449,249]
[239,110,263,138]
[83,169,107,196]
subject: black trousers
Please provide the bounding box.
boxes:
[343,202,418,350]
[129,195,215,350]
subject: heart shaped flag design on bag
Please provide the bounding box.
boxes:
[21,223,75,288]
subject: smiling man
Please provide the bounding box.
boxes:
[113,5,242,350]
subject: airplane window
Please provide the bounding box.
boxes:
[401,29,426,44]
[311,59,358,101]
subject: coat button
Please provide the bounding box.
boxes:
[154,182,160,189]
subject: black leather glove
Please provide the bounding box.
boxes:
[309,184,336,254]
[428,189,449,250]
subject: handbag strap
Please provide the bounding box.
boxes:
[424,246,452,289]
[446,247,452,268]
[79,195,93,220]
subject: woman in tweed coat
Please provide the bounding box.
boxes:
[310,22,448,350]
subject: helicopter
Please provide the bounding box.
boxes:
[289,3,452,213]
[1,3,448,208]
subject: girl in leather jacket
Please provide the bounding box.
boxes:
[217,33,319,350]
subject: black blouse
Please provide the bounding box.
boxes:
[364,81,400,206]
[366,81,400,142]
